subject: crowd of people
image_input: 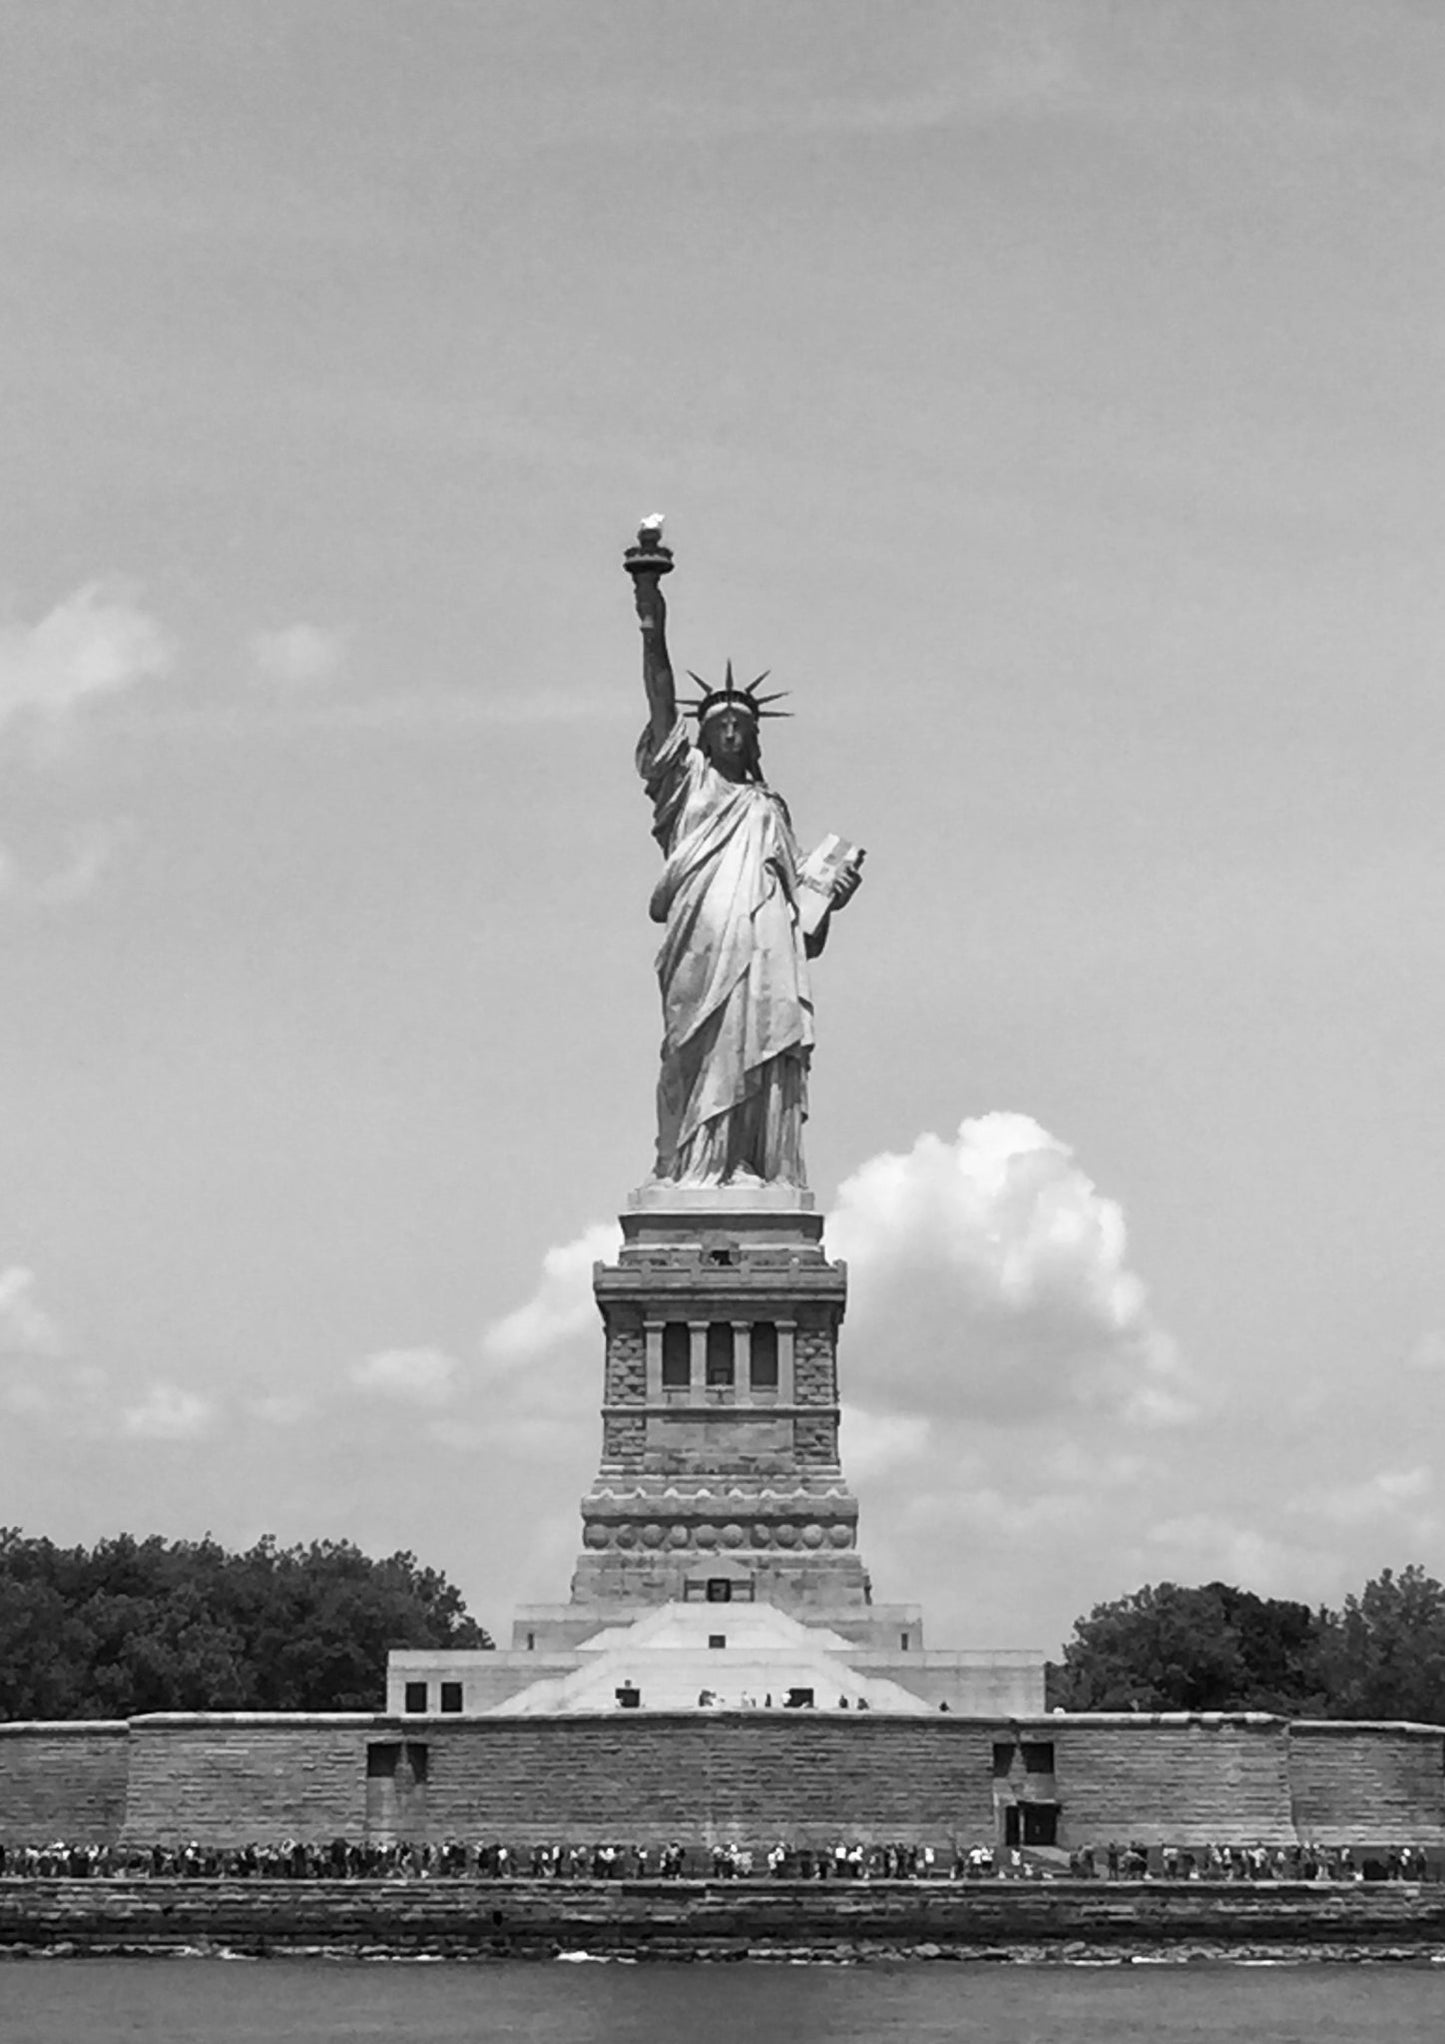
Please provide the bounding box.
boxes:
[0,1837,1435,1882]
[1068,1841,1432,1883]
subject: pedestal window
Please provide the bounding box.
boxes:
[705,1322,735,1386]
[661,1321,690,1388]
[749,1321,779,1389]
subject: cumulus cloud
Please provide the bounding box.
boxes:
[350,1346,460,1407]
[483,1223,620,1362]
[830,1113,1194,1429]
[821,1113,1202,1641]
[425,1219,623,1465]
[0,581,175,756]
[250,623,344,688]
[120,1382,216,1440]
[0,1267,62,1356]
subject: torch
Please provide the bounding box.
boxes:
[623,513,674,583]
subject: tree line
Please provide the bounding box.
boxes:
[4,1530,1442,1725]
[1047,1567,1445,1722]
[0,1529,491,1720]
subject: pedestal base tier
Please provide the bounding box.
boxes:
[573,1468,870,1612]
[573,1195,871,1622]
[570,1545,872,1613]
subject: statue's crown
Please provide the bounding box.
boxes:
[681,661,791,727]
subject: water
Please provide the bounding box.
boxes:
[2,1958,1442,2044]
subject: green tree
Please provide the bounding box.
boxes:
[1048,1580,1325,1714]
[0,1528,491,1720]
[1313,1566,1445,1724]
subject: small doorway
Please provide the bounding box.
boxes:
[1003,1802,1059,1848]
[366,1740,428,1842]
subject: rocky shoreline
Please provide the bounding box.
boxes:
[4,1876,1445,1962]
[6,1939,1445,1966]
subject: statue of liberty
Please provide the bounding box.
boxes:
[625,521,863,1189]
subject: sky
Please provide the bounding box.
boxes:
[2,0,1443,1660]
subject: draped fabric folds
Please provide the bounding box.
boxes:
[638,718,813,1185]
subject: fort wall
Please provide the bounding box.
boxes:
[0,1722,130,1843]
[5,1710,1445,1854]
[1041,1714,1295,1847]
[120,1716,376,1845]
[1288,1721,1445,1843]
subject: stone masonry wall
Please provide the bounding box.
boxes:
[601,1414,645,1460]
[0,1724,130,1843]
[419,1714,999,1848]
[794,1415,838,1464]
[5,1713,1445,1856]
[604,1316,645,1406]
[1054,1718,1294,1847]
[1288,1723,1445,1843]
[121,1718,376,1845]
[5,1876,1445,1958]
[791,1325,835,1404]
[106,1714,1001,1850]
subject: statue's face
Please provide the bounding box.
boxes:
[703,708,755,779]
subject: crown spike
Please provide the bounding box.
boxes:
[681,662,795,726]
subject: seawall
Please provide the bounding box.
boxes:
[3,1878,1445,1958]
[0,1723,130,1840]
[5,1710,1444,1855]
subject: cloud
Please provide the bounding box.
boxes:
[909,1482,1087,1543]
[120,1382,216,1440]
[0,581,175,757]
[250,623,344,688]
[829,1113,1194,1430]
[0,1267,63,1357]
[817,1113,1204,1641]
[350,1346,461,1407]
[838,1407,933,1483]
[483,1223,620,1362]
[432,1220,624,1466]
[1145,1513,1318,1595]
[1286,1465,1434,1530]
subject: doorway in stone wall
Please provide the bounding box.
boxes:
[1002,1802,1059,1848]
[365,1740,429,1842]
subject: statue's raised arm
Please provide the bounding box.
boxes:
[623,515,676,745]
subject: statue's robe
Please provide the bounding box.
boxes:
[638,718,813,1185]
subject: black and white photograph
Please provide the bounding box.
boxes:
[2,1,1444,2031]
